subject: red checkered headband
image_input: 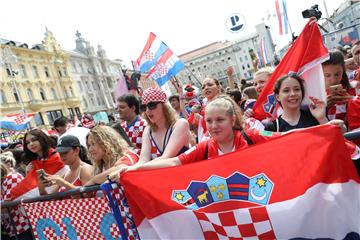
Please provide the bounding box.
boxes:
[142,87,167,104]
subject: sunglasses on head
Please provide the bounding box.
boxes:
[140,101,160,112]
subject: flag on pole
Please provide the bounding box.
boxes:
[282,0,289,35]
[275,0,290,35]
[120,125,360,239]
[146,48,185,87]
[253,20,329,120]
[136,32,168,73]
[0,113,35,131]
[257,37,270,67]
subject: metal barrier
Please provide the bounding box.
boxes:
[1,185,102,240]
[344,128,360,141]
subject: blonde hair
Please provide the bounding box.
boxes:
[254,67,274,78]
[205,95,244,131]
[144,102,178,132]
[87,126,129,175]
[0,152,16,168]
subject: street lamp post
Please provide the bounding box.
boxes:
[1,46,26,114]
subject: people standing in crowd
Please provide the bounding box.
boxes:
[188,77,221,142]
[228,89,242,107]
[117,94,146,155]
[135,87,190,162]
[264,74,329,132]
[169,78,189,118]
[241,86,259,112]
[349,41,360,86]
[10,129,67,200]
[38,135,93,193]
[109,96,281,180]
[1,160,32,239]
[80,112,95,129]
[84,125,139,186]
[169,94,188,119]
[322,50,356,122]
[54,116,90,147]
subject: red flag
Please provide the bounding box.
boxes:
[253,20,329,120]
[10,149,66,200]
[121,125,360,239]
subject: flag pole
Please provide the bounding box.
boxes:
[184,66,202,86]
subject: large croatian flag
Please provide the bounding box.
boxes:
[253,19,329,120]
[121,125,360,239]
[0,113,35,131]
[146,48,185,87]
[136,32,168,73]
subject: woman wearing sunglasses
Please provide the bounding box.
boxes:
[138,87,190,162]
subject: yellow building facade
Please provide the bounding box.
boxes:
[0,30,82,129]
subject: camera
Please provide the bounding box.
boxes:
[302,4,322,20]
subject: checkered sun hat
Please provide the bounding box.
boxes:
[142,87,167,104]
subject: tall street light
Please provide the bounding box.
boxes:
[1,46,26,114]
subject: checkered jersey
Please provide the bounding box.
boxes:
[22,196,121,240]
[1,172,30,236]
[327,103,347,121]
[121,117,146,155]
[327,88,357,121]
[194,206,275,240]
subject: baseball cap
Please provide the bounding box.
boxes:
[55,135,81,153]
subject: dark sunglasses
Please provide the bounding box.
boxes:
[140,101,160,112]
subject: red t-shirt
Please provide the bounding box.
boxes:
[178,129,279,164]
[115,150,139,166]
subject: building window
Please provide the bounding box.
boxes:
[247,64,250,68]
[76,81,83,91]
[75,107,81,118]
[242,65,245,70]
[20,64,27,77]
[39,88,46,100]
[72,62,77,72]
[244,56,248,60]
[45,110,63,125]
[6,68,12,76]
[0,90,7,104]
[44,66,50,78]
[63,67,68,77]
[57,67,63,77]
[69,87,74,97]
[13,89,19,102]
[83,97,88,108]
[32,66,39,78]
[27,88,34,101]
[63,87,69,98]
[51,88,58,99]
[68,108,75,118]
[79,63,84,73]
[34,112,44,126]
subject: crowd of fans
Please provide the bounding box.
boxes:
[1,40,360,239]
